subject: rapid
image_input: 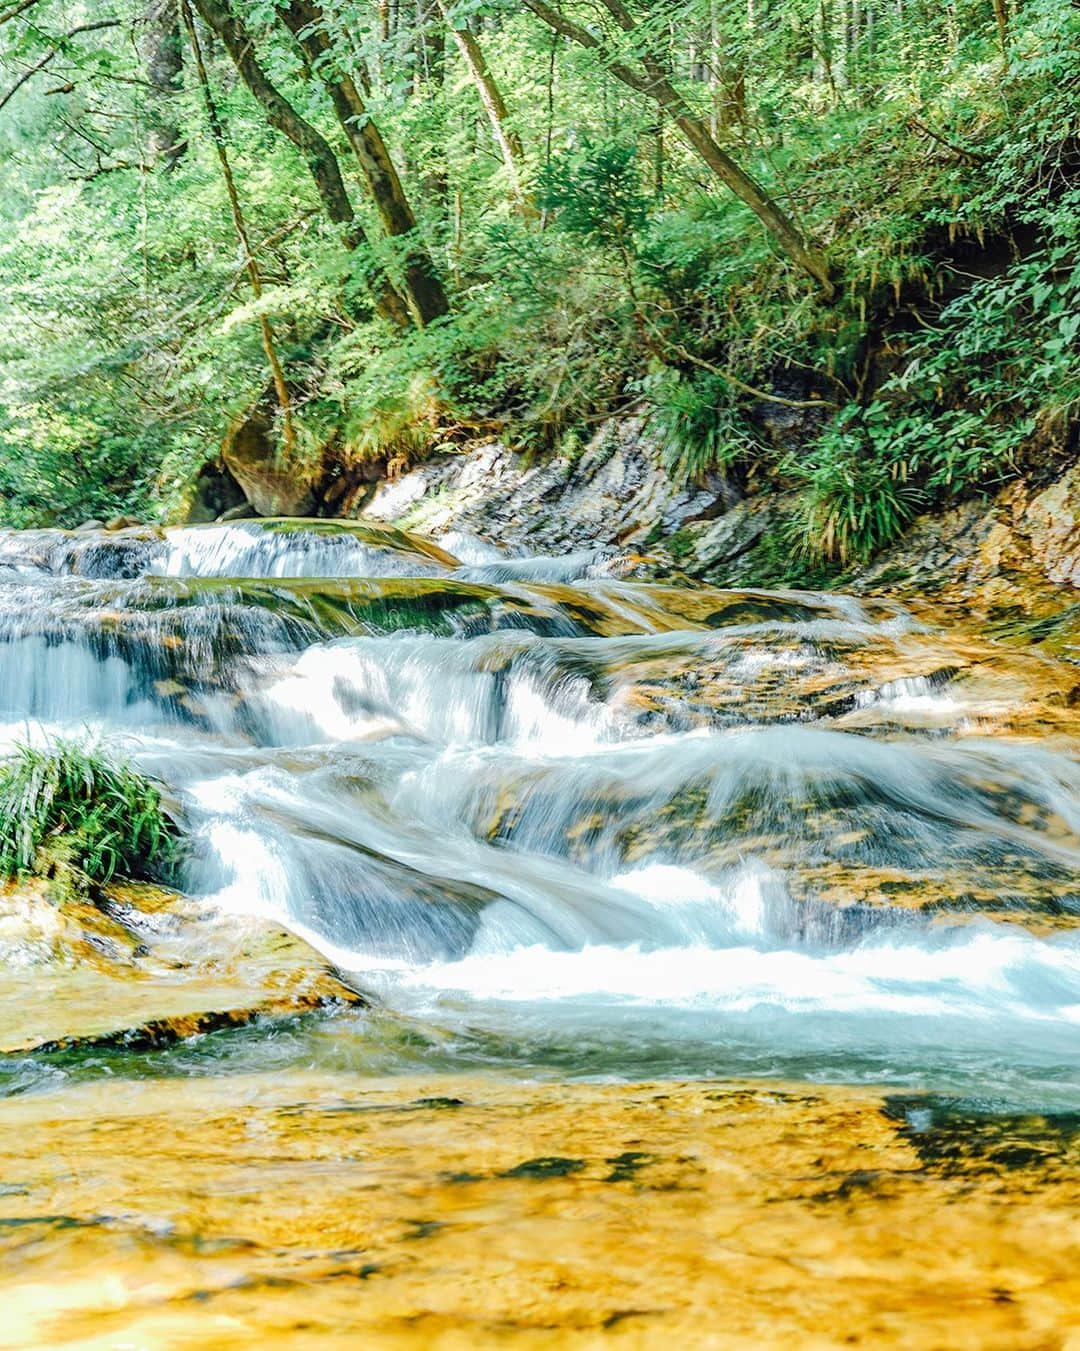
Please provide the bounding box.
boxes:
[1,517,1077,1109]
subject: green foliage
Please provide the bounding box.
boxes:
[646,369,762,484]
[0,0,1076,570]
[785,407,923,563]
[538,141,650,252]
[343,372,440,467]
[710,516,851,592]
[0,740,180,887]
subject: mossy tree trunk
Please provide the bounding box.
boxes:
[275,0,449,326]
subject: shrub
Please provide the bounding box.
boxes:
[647,369,763,485]
[0,740,180,886]
[538,141,650,255]
[787,409,924,563]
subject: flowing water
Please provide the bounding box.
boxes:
[1,518,1078,1111]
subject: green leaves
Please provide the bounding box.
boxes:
[0,739,181,887]
[648,368,760,486]
[0,0,1075,555]
[785,405,923,564]
[538,140,649,251]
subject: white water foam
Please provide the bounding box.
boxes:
[1,518,1078,1104]
[152,522,453,579]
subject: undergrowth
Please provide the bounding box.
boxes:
[0,740,180,888]
[1,0,1076,575]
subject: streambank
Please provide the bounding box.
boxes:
[193,414,1080,635]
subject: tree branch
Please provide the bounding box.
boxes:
[908,116,988,165]
[0,0,41,26]
[519,0,652,94]
[0,20,121,113]
[519,0,834,295]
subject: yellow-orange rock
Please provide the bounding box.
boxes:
[0,1073,1075,1349]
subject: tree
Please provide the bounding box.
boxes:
[180,0,294,452]
[141,0,185,166]
[436,0,532,212]
[275,0,448,325]
[191,0,413,326]
[520,0,834,295]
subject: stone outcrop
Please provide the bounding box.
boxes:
[364,417,736,561]
[358,417,1080,611]
[0,880,363,1056]
[221,402,323,517]
[854,460,1080,604]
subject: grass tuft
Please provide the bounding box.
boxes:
[0,739,180,887]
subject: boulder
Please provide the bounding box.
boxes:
[221,401,323,518]
[184,456,248,524]
[0,878,365,1056]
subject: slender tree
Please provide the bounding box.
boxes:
[991,0,1009,56]
[140,0,185,166]
[435,0,533,212]
[275,0,448,325]
[180,0,295,454]
[520,0,834,294]
[190,0,413,326]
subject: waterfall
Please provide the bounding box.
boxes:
[1,518,1077,1106]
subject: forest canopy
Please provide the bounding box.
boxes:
[0,0,1077,568]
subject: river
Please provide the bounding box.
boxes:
[0,517,1076,1110]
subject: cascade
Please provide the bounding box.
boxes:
[0,518,1076,1106]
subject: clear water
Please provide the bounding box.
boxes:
[1,520,1077,1112]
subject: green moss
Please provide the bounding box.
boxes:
[664,529,697,563]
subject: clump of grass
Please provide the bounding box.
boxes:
[650,370,760,485]
[0,739,180,887]
[785,409,924,564]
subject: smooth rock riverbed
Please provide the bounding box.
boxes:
[1,516,1078,1347]
[0,1073,1076,1350]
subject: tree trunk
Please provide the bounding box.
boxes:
[415,0,449,218]
[415,0,443,89]
[991,0,1009,56]
[435,0,532,212]
[190,0,412,327]
[180,0,295,458]
[276,0,449,326]
[521,0,833,296]
[140,0,185,166]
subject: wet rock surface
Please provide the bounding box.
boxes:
[0,511,1077,1348]
[0,881,363,1057]
[0,1073,1075,1349]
